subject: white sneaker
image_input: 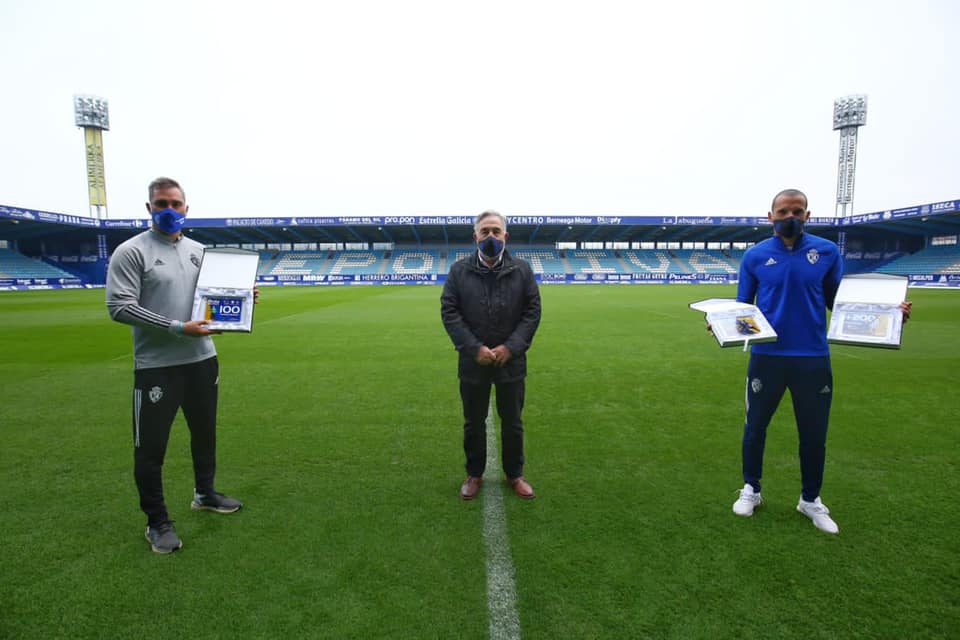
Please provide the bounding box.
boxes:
[797,497,839,534]
[732,484,762,517]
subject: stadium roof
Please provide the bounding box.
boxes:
[2,198,958,248]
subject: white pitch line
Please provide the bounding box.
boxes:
[482,398,522,640]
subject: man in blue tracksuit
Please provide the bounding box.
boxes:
[730,188,912,534]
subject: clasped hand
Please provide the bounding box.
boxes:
[475,345,512,367]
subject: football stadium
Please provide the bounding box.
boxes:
[1,199,959,638]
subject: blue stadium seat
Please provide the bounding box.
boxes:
[512,248,565,274]
[875,245,960,275]
[0,249,76,279]
[264,252,330,276]
[328,251,384,275]
[387,250,440,274]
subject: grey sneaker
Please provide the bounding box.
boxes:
[191,490,243,514]
[145,521,183,554]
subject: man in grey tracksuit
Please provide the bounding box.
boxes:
[106,176,243,554]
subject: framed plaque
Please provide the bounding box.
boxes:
[828,274,908,349]
[191,248,260,332]
[689,298,778,348]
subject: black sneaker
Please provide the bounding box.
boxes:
[191,491,243,514]
[145,521,183,554]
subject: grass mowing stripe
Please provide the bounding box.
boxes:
[482,398,522,640]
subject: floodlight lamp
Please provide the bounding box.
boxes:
[73,95,110,130]
[832,94,867,130]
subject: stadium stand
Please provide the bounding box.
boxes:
[257,245,960,280]
[874,245,960,275]
[0,249,75,279]
[388,249,441,274]
[841,251,904,274]
[565,250,619,273]
[261,251,330,277]
[672,250,739,274]
[446,249,475,272]
[512,248,566,274]
[256,247,755,277]
[327,250,385,275]
[621,250,676,274]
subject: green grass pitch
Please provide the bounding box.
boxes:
[1,285,957,639]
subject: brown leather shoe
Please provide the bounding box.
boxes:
[460,476,482,500]
[508,476,536,500]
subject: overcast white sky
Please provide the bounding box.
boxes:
[0,0,957,220]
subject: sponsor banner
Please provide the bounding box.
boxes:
[289,216,340,226]
[0,205,98,226]
[102,219,149,229]
[143,214,795,228]
[929,200,957,214]
[84,127,107,206]
[252,273,740,287]
[909,278,960,288]
[719,217,769,226]
[223,217,289,227]
[847,212,885,225]
[3,198,957,233]
[907,275,960,288]
[541,273,738,285]
[0,277,83,290]
[237,272,949,288]
[256,273,440,286]
[889,206,921,220]
[356,273,439,282]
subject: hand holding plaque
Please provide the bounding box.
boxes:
[191,248,260,332]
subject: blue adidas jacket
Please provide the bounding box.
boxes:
[737,232,843,356]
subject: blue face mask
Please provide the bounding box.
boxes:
[774,216,804,239]
[478,235,504,259]
[152,208,187,234]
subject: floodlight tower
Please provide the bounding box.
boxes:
[833,94,867,218]
[73,95,110,219]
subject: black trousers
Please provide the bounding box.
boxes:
[132,356,219,526]
[460,379,525,479]
[742,354,832,502]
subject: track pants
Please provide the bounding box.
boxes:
[460,379,525,479]
[133,356,219,527]
[742,353,833,502]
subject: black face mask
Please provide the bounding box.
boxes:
[774,216,804,239]
[478,236,504,259]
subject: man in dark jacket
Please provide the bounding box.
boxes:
[441,211,542,501]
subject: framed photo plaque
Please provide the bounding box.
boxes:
[828,273,908,349]
[689,298,778,348]
[191,248,260,332]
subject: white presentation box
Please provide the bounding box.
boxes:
[689,298,778,348]
[191,248,260,332]
[827,273,908,349]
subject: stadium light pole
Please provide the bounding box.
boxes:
[833,94,867,219]
[73,95,110,220]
